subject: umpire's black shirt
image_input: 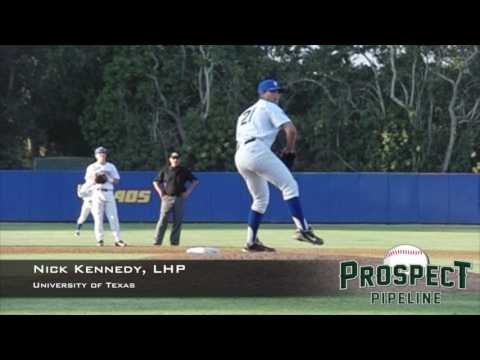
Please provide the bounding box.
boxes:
[154,166,198,196]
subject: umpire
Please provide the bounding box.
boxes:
[152,152,199,246]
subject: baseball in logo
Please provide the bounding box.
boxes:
[383,245,429,274]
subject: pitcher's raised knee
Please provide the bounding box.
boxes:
[252,197,269,214]
[282,179,299,200]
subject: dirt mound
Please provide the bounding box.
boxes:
[1,246,476,260]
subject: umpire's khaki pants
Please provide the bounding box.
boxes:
[154,195,185,245]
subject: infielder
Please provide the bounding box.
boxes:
[74,182,95,236]
[235,79,324,252]
[84,146,126,247]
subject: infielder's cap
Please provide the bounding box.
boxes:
[95,146,108,154]
[258,79,285,94]
[170,152,181,158]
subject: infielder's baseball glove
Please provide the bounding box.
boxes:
[94,173,108,184]
[280,152,296,170]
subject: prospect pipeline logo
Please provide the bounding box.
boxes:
[339,245,472,305]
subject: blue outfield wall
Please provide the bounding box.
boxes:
[0,171,479,224]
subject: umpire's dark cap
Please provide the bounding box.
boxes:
[95,146,108,154]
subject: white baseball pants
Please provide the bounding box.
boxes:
[235,139,299,214]
[77,199,93,224]
[91,190,121,242]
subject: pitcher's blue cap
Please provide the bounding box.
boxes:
[258,79,285,94]
[95,146,108,154]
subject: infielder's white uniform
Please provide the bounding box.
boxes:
[76,183,94,224]
[84,162,121,243]
[235,99,299,214]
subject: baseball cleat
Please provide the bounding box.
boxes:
[293,228,324,246]
[115,240,127,247]
[97,241,104,247]
[74,231,80,237]
[242,241,276,253]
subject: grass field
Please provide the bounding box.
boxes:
[2,294,479,315]
[0,223,479,315]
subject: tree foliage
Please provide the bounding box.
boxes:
[1,45,479,172]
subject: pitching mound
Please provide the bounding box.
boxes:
[1,245,476,260]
